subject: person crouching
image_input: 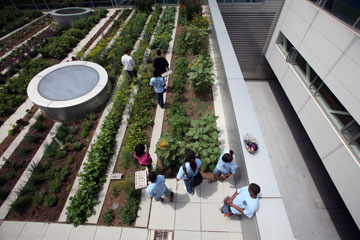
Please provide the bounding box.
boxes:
[146,171,174,202]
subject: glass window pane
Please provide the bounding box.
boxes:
[323,0,360,26]
[294,53,307,76]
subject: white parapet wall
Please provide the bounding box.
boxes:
[208,0,295,239]
[265,0,360,229]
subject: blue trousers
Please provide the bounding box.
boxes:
[221,203,233,215]
[183,179,193,194]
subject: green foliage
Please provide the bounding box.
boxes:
[187,54,214,93]
[156,135,186,168]
[88,112,97,121]
[191,13,210,29]
[120,145,133,169]
[67,156,74,164]
[81,121,92,131]
[10,193,32,215]
[48,178,61,193]
[33,120,45,132]
[184,25,208,55]
[65,135,75,143]
[102,209,114,226]
[5,172,14,180]
[44,143,57,158]
[151,7,176,51]
[32,189,46,206]
[169,115,190,138]
[72,142,82,152]
[44,195,56,207]
[55,148,67,159]
[24,133,40,143]
[80,130,89,138]
[56,124,70,141]
[119,190,140,225]
[185,114,221,170]
[69,126,79,135]
[18,147,30,156]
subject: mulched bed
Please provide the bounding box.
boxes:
[0,114,55,206]
[0,105,38,157]
[0,16,51,57]
[5,111,103,222]
[77,10,120,59]
[98,164,142,226]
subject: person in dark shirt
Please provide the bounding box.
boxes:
[153,49,169,76]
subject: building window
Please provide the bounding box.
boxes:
[276,32,360,159]
[308,0,360,32]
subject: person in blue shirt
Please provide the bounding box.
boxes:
[209,148,237,183]
[221,183,260,218]
[176,149,202,195]
[149,70,165,108]
[146,171,174,202]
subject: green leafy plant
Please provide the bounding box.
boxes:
[119,190,140,225]
[71,142,82,152]
[24,133,40,143]
[55,148,67,159]
[187,54,214,93]
[102,209,114,226]
[87,112,97,121]
[185,113,221,170]
[44,195,56,207]
[32,121,45,132]
[69,126,79,135]
[48,178,61,193]
[18,147,30,156]
[80,130,89,138]
[32,189,46,206]
[67,155,74,164]
[156,135,186,168]
[43,143,57,158]
[81,121,92,132]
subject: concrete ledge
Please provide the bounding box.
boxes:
[208,0,294,239]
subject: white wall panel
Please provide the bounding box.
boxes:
[266,46,289,82]
[330,162,360,229]
[332,54,360,104]
[302,27,342,72]
[281,23,302,49]
[298,99,343,159]
[311,12,355,52]
[284,8,311,42]
[289,0,318,24]
[281,67,311,113]
[346,37,360,64]
[323,145,354,174]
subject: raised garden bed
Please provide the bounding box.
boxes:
[5,111,102,222]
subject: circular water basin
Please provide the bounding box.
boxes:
[50,7,92,27]
[27,61,110,121]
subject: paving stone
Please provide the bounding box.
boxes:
[174,230,201,240]
[135,189,152,227]
[42,223,73,240]
[149,201,176,230]
[176,180,201,203]
[68,225,97,240]
[120,227,148,240]
[200,202,241,232]
[94,226,122,240]
[200,181,224,203]
[202,231,243,240]
[0,221,25,240]
[175,203,201,231]
[17,222,49,240]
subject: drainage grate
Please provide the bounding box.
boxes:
[148,230,173,240]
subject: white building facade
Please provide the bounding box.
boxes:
[266,0,360,229]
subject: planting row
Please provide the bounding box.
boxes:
[66,8,156,226]
[157,8,220,173]
[0,6,42,38]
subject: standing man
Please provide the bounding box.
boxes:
[149,70,165,108]
[121,48,136,79]
[153,49,169,76]
[221,183,261,218]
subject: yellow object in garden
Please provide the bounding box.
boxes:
[159,140,169,149]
